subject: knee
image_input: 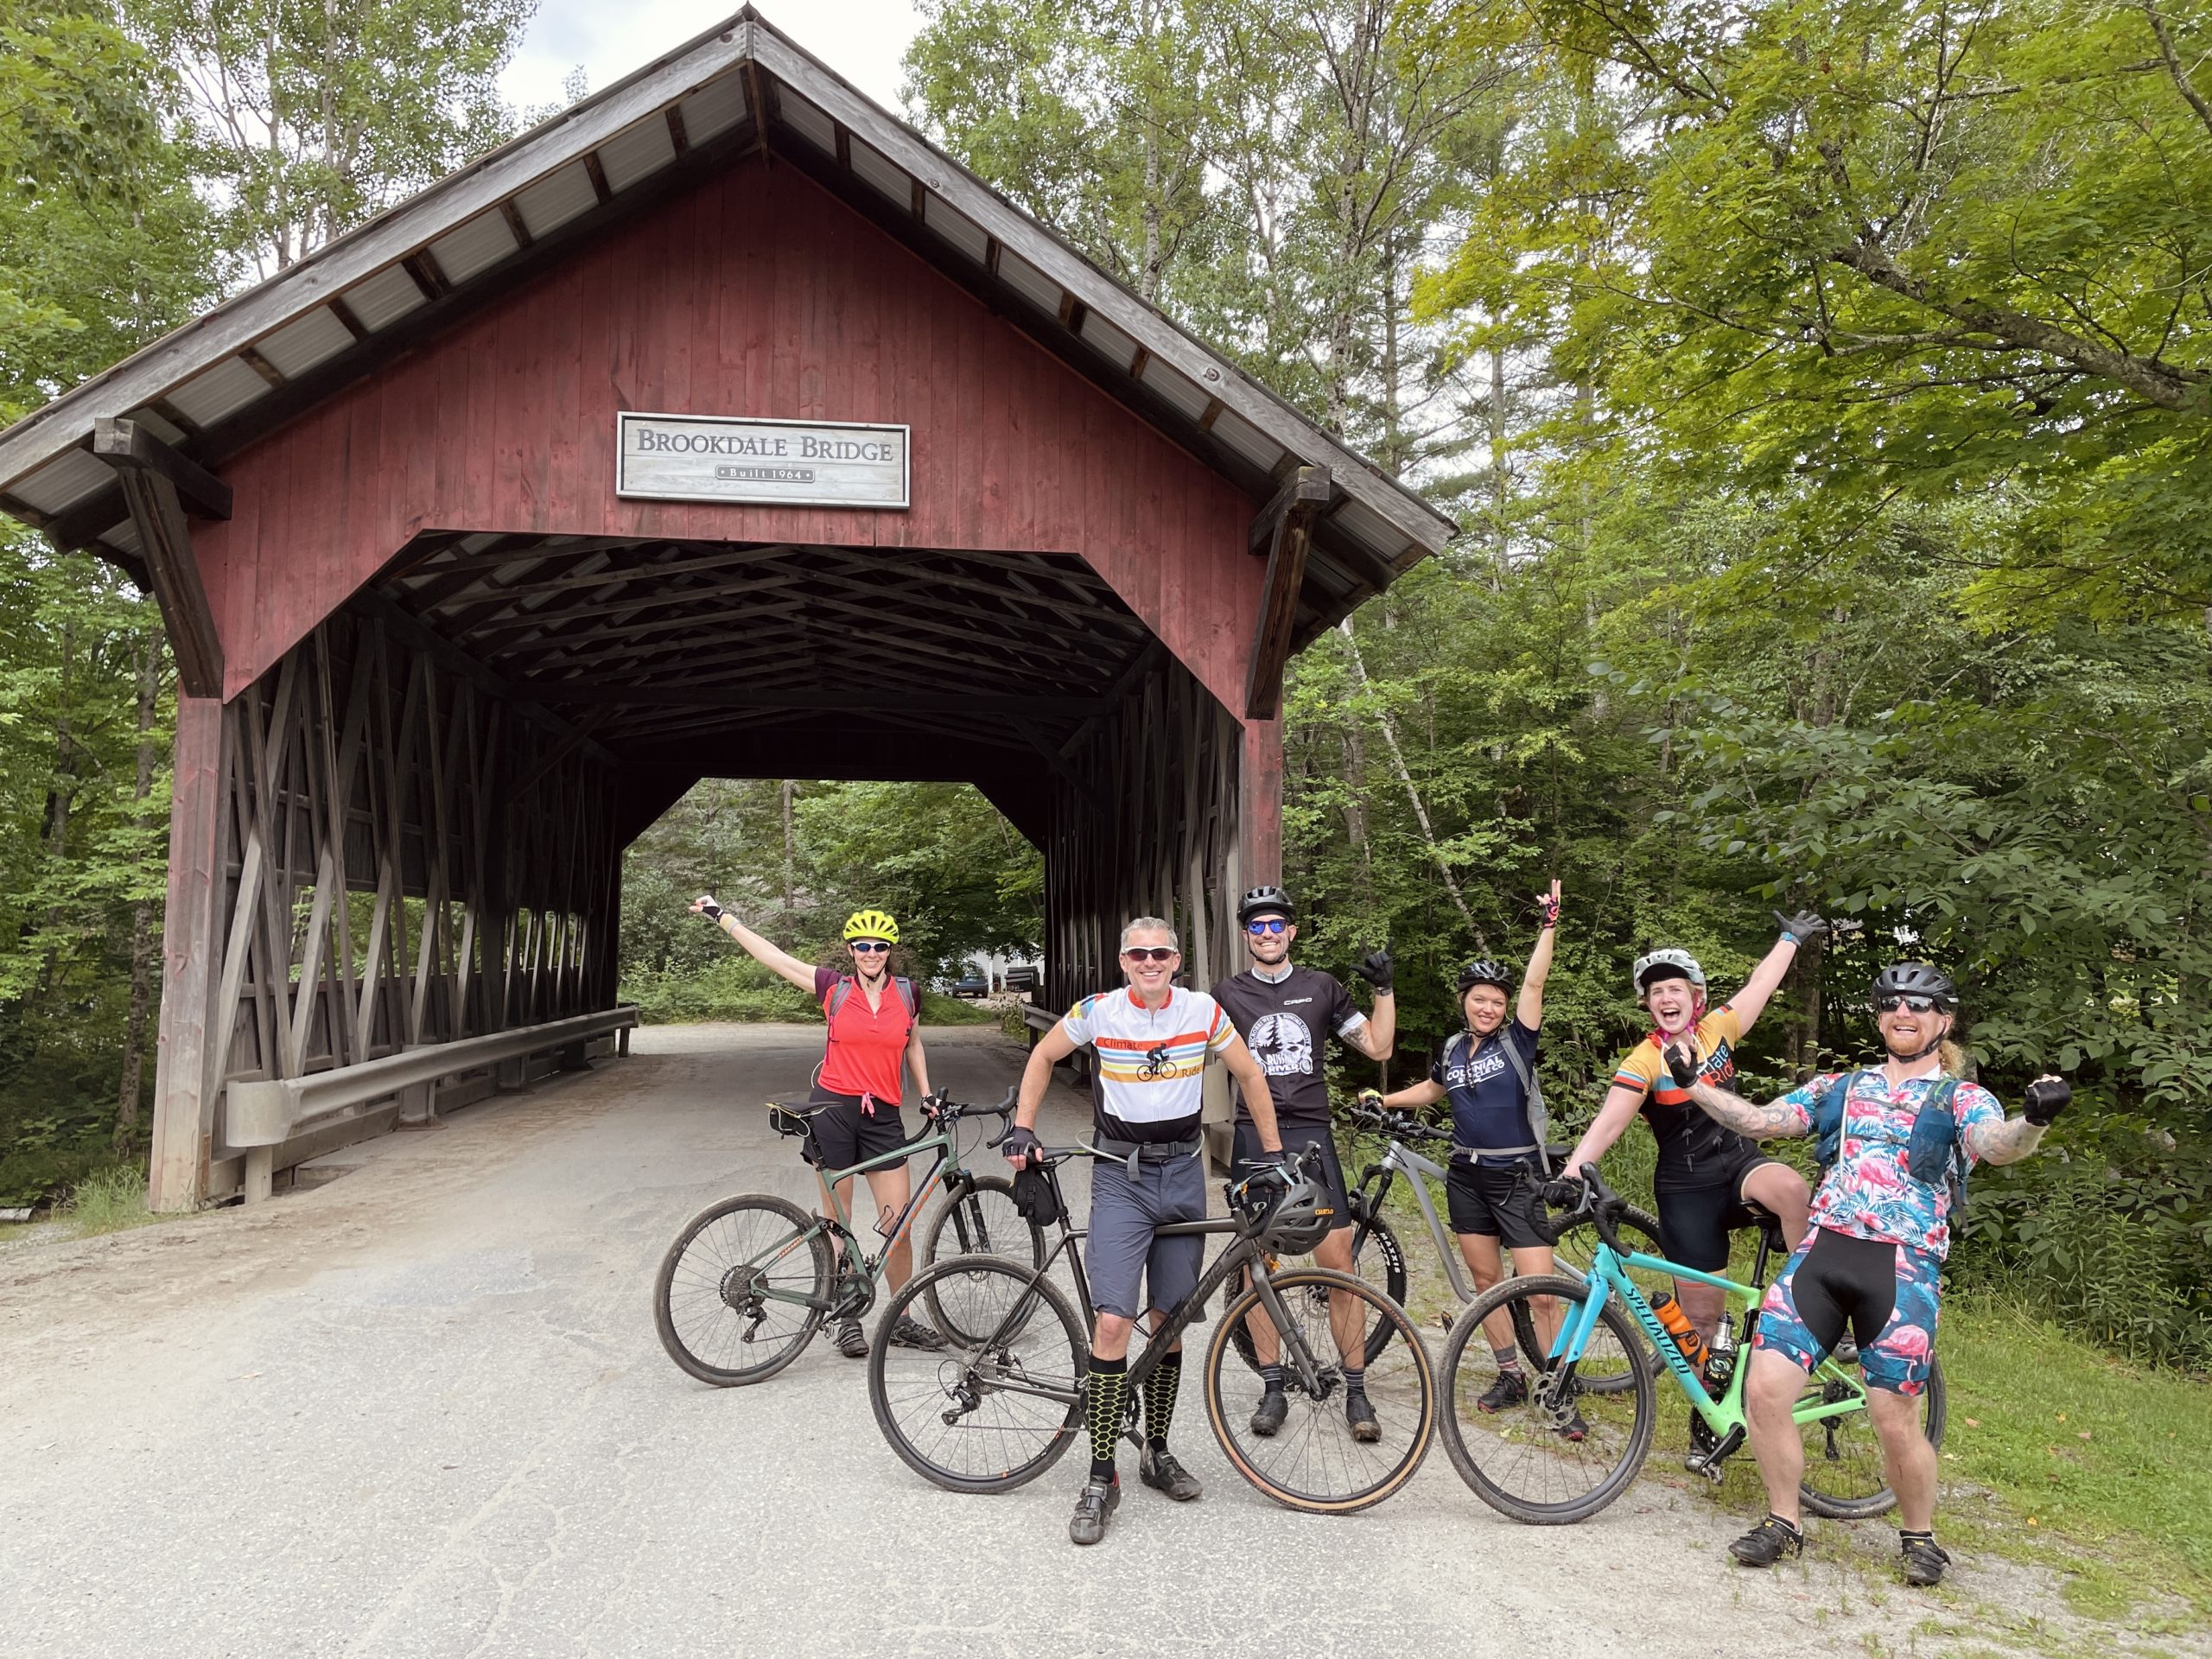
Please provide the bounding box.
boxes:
[1092,1312,1135,1349]
[1314,1231,1353,1271]
[1746,1355,1802,1415]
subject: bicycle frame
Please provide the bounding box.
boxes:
[1561,1243,1867,1435]
[1356,1139,1476,1302]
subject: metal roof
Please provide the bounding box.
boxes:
[0,7,1457,621]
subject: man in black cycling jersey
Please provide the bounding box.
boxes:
[1665,962,2069,1586]
[1211,884,1395,1441]
[1005,916,1284,1546]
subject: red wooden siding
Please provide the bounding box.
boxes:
[196,158,1265,715]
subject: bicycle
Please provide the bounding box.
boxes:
[865,1139,1438,1514]
[1242,1101,1669,1383]
[1436,1164,1945,1524]
[652,1090,1031,1385]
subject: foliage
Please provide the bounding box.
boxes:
[54,1161,158,1236]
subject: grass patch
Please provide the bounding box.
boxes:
[1936,1294,2212,1604]
[918,990,996,1027]
[56,1165,162,1238]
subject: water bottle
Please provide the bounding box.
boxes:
[1649,1290,1711,1373]
[1704,1315,1738,1398]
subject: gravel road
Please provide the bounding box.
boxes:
[0,1023,2132,1657]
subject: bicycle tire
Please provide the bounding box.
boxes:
[1798,1353,1948,1520]
[653,1192,834,1386]
[1228,1206,1408,1373]
[919,1174,1045,1341]
[1205,1266,1436,1514]
[1548,1203,1669,1391]
[1438,1273,1655,1524]
[867,1255,1087,1494]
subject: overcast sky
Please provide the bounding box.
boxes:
[499,0,928,118]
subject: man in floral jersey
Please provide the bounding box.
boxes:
[1662,962,2069,1587]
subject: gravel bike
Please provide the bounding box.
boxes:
[652,1090,1026,1385]
[1438,1165,1945,1524]
[866,1138,1437,1514]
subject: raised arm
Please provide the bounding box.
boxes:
[690,894,817,994]
[1518,880,1561,1029]
[1665,1037,1813,1141]
[1963,1076,2069,1166]
[1728,908,1828,1030]
[1344,950,1396,1060]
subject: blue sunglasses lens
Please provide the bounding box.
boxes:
[1245,919,1288,935]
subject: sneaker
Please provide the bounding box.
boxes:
[1346,1391,1381,1443]
[1068,1476,1120,1545]
[888,1315,946,1351]
[833,1317,868,1358]
[1249,1387,1288,1437]
[1901,1535,1950,1586]
[1729,1515,1805,1567]
[1138,1445,1202,1501]
[1476,1370,1528,1414]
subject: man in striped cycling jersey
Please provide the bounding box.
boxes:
[1007,917,1283,1546]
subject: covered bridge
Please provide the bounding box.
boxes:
[0,8,1453,1209]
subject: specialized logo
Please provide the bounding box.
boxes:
[1248,1013,1314,1077]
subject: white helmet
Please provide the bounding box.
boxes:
[1633,948,1707,995]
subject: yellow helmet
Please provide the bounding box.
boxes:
[842,908,899,944]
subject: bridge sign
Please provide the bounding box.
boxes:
[616,412,910,509]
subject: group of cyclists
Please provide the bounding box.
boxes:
[690,881,2069,1584]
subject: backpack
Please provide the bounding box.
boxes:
[1446,1030,1554,1177]
[1811,1069,1970,1230]
[825,975,918,1021]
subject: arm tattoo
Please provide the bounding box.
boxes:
[1964,1116,2047,1166]
[1685,1081,1808,1141]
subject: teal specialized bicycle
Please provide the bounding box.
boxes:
[1437,1165,1945,1524]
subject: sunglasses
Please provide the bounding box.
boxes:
[1122,946,1177,963]
[1874,994,1943,1014]
[849,940,891,954]
[1245,919,1289,935]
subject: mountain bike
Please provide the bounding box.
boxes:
[652,1090,1027,1385]
[1241,1102,1668,1383]
[866,1140,1438,1515]
[1437,1164,1945,1524]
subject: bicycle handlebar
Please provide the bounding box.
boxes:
[1523,1161,1630,1255]
[1344,1102,1450,1146]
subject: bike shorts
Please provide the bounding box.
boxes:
[1754,1227,1942,1395]
[1230,1122,1352,1233]
[1446,1158,1549,1250]
[800,1088,911,1173]
[1086,1151,1208,1321]
[1654,1149,1790,1272]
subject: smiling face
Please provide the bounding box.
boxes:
[847,938,892,982]
[1641,972,1700,1037]
[1243,911,1294,968]
[1877,998,1954,1061]
[1462,982,1509,1036]
[1120,926,1180,1002]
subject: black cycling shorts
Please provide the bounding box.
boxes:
[1446,1158,1549,1249]
[801,1087,912,1173]
[1231,1122,1352,1232]
[1655,1147,1789,1272]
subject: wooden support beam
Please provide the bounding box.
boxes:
[399,251,450,301]
[1244,464,1329,720]
[91,416,232,518]
[148,696,229,1211]
[499,199,535,250]
[1248,463,1332,556]
[93,418,226,696]
[582,150,615,206]
[524,684,1114,719]
[665,105,690,155]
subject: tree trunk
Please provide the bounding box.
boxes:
[116,627,165,1154]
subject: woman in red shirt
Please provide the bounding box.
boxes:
[690,897,942,1356]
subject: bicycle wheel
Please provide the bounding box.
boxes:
[1549,1204,1669,1392]
[653,1192,834,1386]
[868,1255,1087,1494]
[920,1175,1044,1341]
[1798,1353,1948,1520]
[1438,1273,1655,1524]
[1205,1266,1435,1513]
[1228,1207,1409,1373]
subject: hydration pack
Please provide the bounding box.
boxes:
[1811,1070,1970,1229]
[825,975,918,1021]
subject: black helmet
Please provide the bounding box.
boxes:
[1456,959,1513,994]
[1237,885,1294,925]
[1872,962,1957,1010]
[1257,1167,1337,1253]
